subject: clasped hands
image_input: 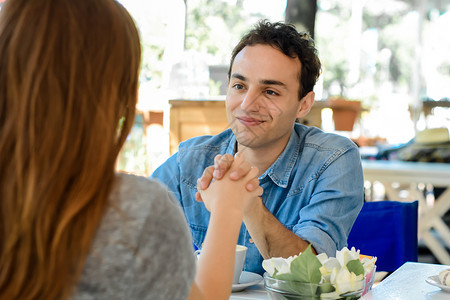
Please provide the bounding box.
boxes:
[195,152,263,214]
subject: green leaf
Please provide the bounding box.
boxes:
[272,267,296,282]
[272,269,278,277]
[346,259,364,276]
[319,282,335,294]
[273,273,295,281]
[289,244,322,284]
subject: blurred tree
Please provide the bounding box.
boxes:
[315,0,435,105]
[184,0,264,64]
[285,0,317,39]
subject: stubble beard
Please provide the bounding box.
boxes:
[231,120,269,150]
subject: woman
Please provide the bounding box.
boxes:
[0,0,262,299]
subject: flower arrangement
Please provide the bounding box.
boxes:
[262,245,377,299]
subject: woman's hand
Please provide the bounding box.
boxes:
[196,152,262,214]
[195,152,260,203]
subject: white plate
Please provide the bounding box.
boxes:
[232,271,263,292]
[425,275,450,292]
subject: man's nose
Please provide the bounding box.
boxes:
[241,88,262,112]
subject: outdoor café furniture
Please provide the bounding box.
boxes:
[347,200,419,272]
[362,160,450,265]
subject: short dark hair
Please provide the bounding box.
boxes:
[228,20,321,100]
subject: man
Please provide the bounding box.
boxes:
[152,20,364,275]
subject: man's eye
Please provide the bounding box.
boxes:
[265,90,278,96]
[233,83,244,90]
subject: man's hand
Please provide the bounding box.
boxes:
[195,152,260,203]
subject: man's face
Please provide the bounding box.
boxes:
[226,44,304,151]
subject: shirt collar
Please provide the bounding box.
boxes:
[228,127,301,188]
[260,128,301,188]
[227,132,237,155]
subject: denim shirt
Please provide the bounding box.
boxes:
[151,124,364,275]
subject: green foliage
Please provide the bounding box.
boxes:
[185,0,263,62]
[271,245,324,297]
[272,244,322,284]
[208,79,222,96]
[116,115,149,175]
[319,282,335,294]
[141,42,164,84]
[346,259,364,276]
[316,0,434,104]
[290,244,323,284]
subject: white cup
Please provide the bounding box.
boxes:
[194,244,248,284]
[233,245,247,284]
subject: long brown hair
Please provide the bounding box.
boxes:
[0,0,141,299]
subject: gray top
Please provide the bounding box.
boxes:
[71,173,195,300]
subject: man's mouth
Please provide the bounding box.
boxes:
[236,116,265,126]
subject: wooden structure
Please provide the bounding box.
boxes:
[168,98,330,154]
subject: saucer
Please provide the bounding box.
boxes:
[425,275,450,292]
[232,271,263,292]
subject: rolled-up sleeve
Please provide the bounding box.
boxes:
[293,145,364,257]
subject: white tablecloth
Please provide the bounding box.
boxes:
[362,262,450,300]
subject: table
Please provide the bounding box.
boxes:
[230,283,267,300]
[362,160,450,265]
[362,262,450,300]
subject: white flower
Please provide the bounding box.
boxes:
[319,257,342,283]
[262,255,298,276]
[262,247,375,297]
[322,257,342,272]
[331,266,364,294]
[316,252,329,264]
[361,256,377,275]
[336,247,360,267]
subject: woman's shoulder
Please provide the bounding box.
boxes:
[113,172,168,197]
[108,172,191,235]
[97,172,184,248]
[111,172,176,212]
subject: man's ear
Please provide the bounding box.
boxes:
[296,91,315,119]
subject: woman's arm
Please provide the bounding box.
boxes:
[188,153,262,300]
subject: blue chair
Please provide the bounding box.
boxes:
[347,200,419,273]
